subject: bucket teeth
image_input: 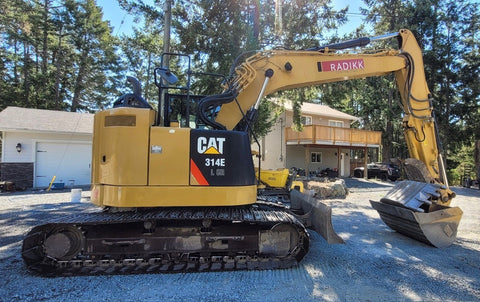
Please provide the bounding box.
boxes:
[380,180,443,212]
[371,181,463,248]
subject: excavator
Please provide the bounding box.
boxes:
[22,29,462,275]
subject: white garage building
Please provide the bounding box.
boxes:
[0,107,93,189]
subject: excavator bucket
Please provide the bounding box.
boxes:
[289,190,345,244]
[370,181,463,248]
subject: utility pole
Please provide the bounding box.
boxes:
[163,0,172,61]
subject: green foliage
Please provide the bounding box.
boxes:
[137,0,348,132]
[65,0,123,111]
[1,0,479,180]
[0,0,122,112]
[447,143,476,185]
[251,98,283,138]
[407,0,480,178]
[359,0,480,179]
[120,24,163,106]
[173,0,257,94]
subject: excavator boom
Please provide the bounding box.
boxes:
[217,30,447,188]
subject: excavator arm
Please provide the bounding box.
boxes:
[211,29,461,247]
[217,30,440,186]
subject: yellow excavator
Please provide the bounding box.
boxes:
[22,29,462,275]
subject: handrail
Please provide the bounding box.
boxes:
[285,125,381,146]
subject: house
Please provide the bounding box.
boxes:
[254,101,381,177]
[0,107,94,189]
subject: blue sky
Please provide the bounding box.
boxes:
[97,0,367,37]
[97,0,136,36]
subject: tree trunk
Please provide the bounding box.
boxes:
[42,0,49,76]
[71,50,88,112]
[42,0,50,107]
[23,44,31,106]
[382,88,393,162]
[145,51,151,100]
[54,28,63,110]
[475,140,480,179]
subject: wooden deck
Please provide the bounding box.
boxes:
[285,125,381,147]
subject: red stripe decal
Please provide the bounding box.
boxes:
[190,159,209,185]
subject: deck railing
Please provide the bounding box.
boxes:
[285,125,381,147]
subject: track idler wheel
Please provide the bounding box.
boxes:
[22,224,84,274]
[43,225,84,260]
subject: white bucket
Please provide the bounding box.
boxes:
[71,188,82,203]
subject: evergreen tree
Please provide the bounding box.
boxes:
[361,0,480,182]
[65,0,123,111]
[0,0,123,112]
[120,23,164,105]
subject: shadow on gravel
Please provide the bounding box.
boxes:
[0,185,91,197]
[306,206,480,301]
[344,177,395,189]
[300,179,480,301]
[0,202,96,247]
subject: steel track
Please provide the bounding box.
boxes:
[22,203,309,276]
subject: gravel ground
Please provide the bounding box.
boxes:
[0,179,479,302]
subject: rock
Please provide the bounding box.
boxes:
[304,178,348,199]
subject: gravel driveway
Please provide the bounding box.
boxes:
[0,179,479,302]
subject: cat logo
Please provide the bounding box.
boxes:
[197,137,226,155]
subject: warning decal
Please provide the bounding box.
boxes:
[190,159,209,185]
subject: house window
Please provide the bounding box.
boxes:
[311,152,322,163]
[301,115,312,125]
[329,120,344,128]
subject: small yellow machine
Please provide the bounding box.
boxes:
[22,29,462,275]
[256,168,304,192]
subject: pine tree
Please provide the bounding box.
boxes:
[65,0,123,111]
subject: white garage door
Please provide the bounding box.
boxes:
[35,142,92,188]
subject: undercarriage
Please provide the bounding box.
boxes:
[22,203,309,276]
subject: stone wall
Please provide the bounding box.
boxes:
[0,162,34,189]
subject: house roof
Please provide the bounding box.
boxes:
[0,107,94,134]
[282,101,359,121]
